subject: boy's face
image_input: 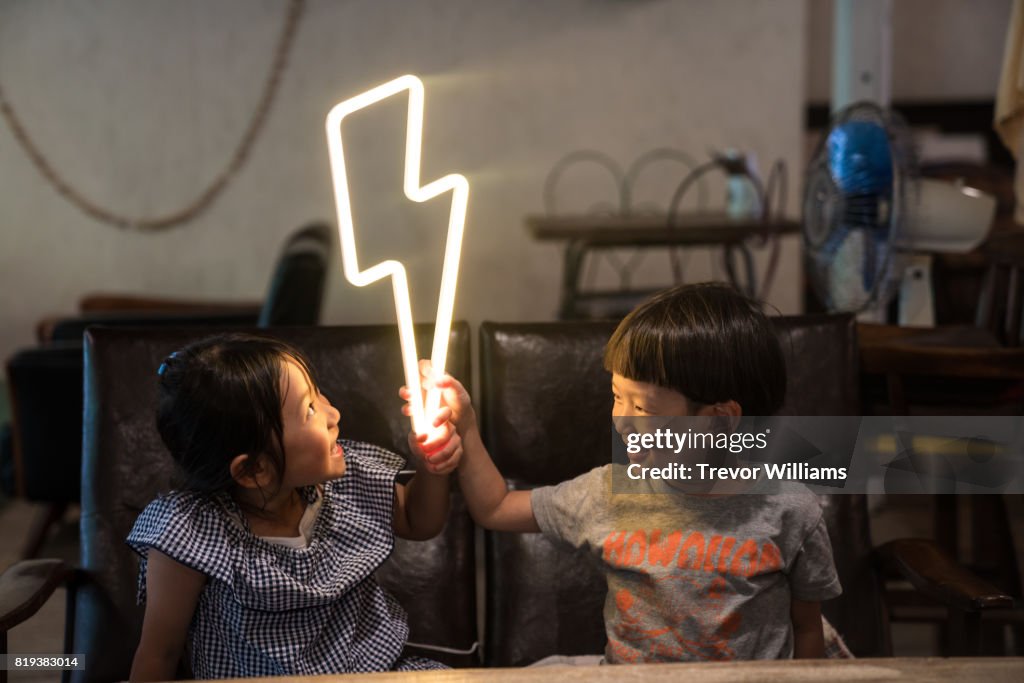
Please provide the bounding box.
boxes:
[611,373,691,419]
[612,372,719,472]
[613,373,685,468]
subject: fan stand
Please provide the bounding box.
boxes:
[897,253,935,327]
[856,307,888,325]
[851,253,935,326]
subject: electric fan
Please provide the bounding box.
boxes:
[803,101,997,324]
[803,102,913,318]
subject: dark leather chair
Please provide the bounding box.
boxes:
[44,222,333,343]
[2,223,334,559]
[857,232,1024,654]
[771,315,889,657]
[5,343,84,508]
[858,231,1024,417]
[479,321,618,667]
[257,223,332,327]
[477,315,1012,665]
[0,323,478,682]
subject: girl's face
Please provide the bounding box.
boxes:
[278,359,346,487]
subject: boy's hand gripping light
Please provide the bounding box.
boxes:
[325,75,467,437]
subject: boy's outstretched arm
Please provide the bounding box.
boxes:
[791,599,826,658]
[401,365,540,533]
[457,421,540,533]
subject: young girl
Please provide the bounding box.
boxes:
[406,283,851,663]
[127,333,460,681]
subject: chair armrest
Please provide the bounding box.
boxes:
[878,538,1014,612]
[0,559,73,632]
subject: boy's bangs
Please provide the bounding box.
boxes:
[604,323,669,388]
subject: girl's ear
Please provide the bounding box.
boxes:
[229,453,273,489]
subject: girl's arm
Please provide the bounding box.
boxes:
[393,475,451,541]
[392,420,461,540]
[129,550,206,682]
[791,599,826,658]
[401,365,539,533]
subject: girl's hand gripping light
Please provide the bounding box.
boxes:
[325,75,467,438]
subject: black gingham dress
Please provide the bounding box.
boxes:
[126,439,444,678]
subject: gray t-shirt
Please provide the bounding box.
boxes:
[531,464,841,663]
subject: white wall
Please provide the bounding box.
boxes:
[806,0,1013,102]
[0,0,808,367]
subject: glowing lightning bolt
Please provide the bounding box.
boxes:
[325,75,468,436]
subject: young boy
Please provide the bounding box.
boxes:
[408,283,842,662]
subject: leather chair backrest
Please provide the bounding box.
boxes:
[5,342,83,503]
[479,321,615,666]
[12,313,260,520]
[257,223,333,327]
[479,313,886,665]
[5,225,331,565]
[48,312,260,344]
[480,321,619,485]
[773,314,889,657]
[772,313,860,417]
[47,223,332,343]
[77,323,475,682]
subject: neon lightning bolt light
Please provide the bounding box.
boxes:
[325,75,468,436]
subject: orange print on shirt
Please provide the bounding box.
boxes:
[611,574,741,661]
[602,529,781,576]
[603,529,781,662]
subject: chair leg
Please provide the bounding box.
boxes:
[61,573,78,683]
[885,373,909,415]
[980,621,1008,656]
[974,263,998,334]
[21,502,68,559]
[949,609,982,656]
[1006,266,1020,347]
[934,495,959,560]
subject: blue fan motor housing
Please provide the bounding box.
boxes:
[827,120,893,195]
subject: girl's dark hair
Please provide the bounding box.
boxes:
[603,282,786,416]
[155,333,317,495]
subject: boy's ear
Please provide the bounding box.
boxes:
[712,400,742,417]
[698,400,742,418]
[229,453,273,489]
[700,400,742,433]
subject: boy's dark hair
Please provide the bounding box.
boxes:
[155,333,318,495]
[603,282,786,415]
